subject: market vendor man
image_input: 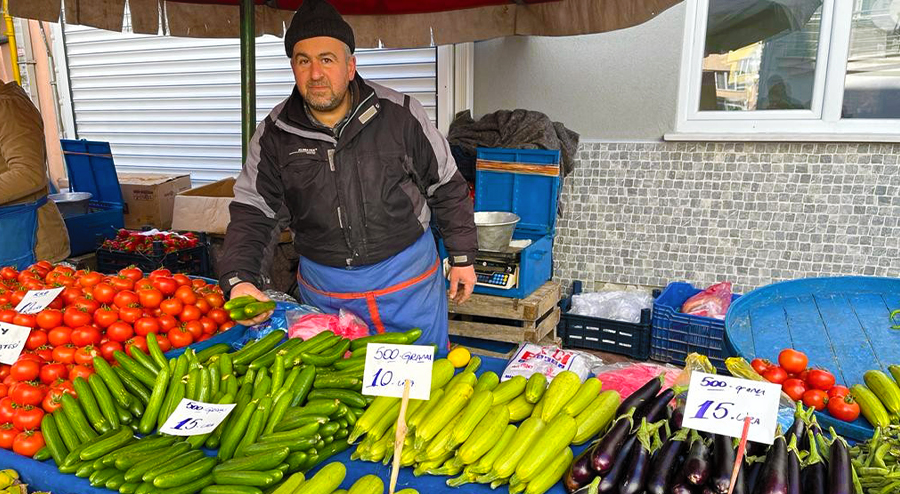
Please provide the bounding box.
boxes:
[218,0,477,347]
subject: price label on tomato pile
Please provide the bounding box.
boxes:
[681,372,781,444]
[14,287,64,314]
[362,344,433,400]
[159,398,236,436]
[0,322,31,365]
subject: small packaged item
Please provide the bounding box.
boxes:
[501,343,602,382]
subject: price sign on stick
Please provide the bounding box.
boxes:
[159,398,236,436]
[14,287,64,314]
[681,372,781,445]
[0,323,31,365]
[362,344,433,400]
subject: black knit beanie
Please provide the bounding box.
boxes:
[283,0,355,58]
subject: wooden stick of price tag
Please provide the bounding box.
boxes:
[727,416,752,494]
[389,379,412,494]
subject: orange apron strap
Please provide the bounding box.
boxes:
[365,295,386,334]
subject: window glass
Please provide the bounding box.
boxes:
[842,0,900,119]
[700,1,824,111]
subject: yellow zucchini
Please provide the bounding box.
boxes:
[492,376,527,406]
[541,371,582,423]
[572,390,621,445]
[448,390,494,450]
[414,382,474,449]
[515,413,577,482]
[458,404,511,465]
[474,371,500,392]
[470,424,517,475]
[483,417,547,482]
[508,394,535,422]
[864,370,900,415]
[524,374,547,404]
[563,378,602,417]
[852,384,891,428]
[525,447,573,494]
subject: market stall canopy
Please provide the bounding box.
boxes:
[9,0,682,47]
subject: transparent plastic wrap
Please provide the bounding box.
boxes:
[570,290,653,323]
[726,356,797,409]
[681,281,733,319]
[501,343,604,382]
[233,291,301,349]
[286,308,370,341]
[593,361,683,400]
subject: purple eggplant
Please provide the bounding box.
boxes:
[702,487,718,494]
[571,477,601,494]
[645,427,689,494]
[670,403,685,431]
[565,443,598,493]
[670,468,697,494]
[784,403,813,452]
[786,436,801,494]
[597,433,638,494]
[745,456,764,494]
[732,452,749,494]
[746,440,767,459]
[752,433,788,494]
[828,429,851,494]
[619,419,659,494]
[590,411,634,473]
[616,372,665,418]
[710,434,736,494]
[636,385,685,424]
[683,430,712,486]
[802,431,826,494]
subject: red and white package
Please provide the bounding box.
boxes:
[501,343,596,382]
[681,281,733,319]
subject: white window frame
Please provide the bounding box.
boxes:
[668,0,900,142]
[437,42,474,135]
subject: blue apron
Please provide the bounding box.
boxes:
[297,230,449,348]
[0,196,46,270]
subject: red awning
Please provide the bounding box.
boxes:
[10,0,681,47]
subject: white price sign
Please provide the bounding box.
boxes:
[362,344,433,401]
[0,323,31,365]
[159,398,236,436]
[14,287,64,314]
[681,372,781,445]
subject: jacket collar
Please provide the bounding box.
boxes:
[278,75,378,146]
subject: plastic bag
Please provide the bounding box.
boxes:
[593,362,681,400]
[726,356,797,409]
[501,343,603,382]
[570,290,653,323]
[234,300,301,349]
[681,281,733,319]
[287,308,370,341]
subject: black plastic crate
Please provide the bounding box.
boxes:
[557,280,653,360]
[96,234,211,276]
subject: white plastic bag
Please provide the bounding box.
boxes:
[501,343,602,382]
[570,290,653,323]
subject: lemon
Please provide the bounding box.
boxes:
[448,347,471,368]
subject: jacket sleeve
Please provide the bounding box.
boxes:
[218,118,285,294]
[405,97,477,265]
[0,96,49,204]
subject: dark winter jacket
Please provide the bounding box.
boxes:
[218,75,476,293]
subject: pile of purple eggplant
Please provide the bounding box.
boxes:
[564,375,859,494]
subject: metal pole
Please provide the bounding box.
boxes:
[240,0,256,163]
[2,0,21,84]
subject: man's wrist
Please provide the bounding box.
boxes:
[448,253,475,267]
[220,271,258,297]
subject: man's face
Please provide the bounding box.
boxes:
[291,37,356,112]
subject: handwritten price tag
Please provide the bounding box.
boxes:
[362,344,433,401]
[0,323,31,365]
[14,287,64,314]
[159,398,236,436]
[681,372,781,445]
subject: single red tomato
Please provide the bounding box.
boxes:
[12,430,44,457]
[828,385,851,399]
[148,269,172,281]
[198,317,217,335]
[174,285,197,305]
[135,279,154,292]
[155,334,172,353]
[92,283,117,305]
[0,383,6,399]
[52,345,77,365]
[35,309,63,330]
[0,309,14,324]
[219,321,236,332]
[118,305,143,324]
[47,326,72,347]
[802,389,828,411]
[806,369,836,391]
[0,424,20,449]
[152,277,178,296]
[41,389,64,414]
[77,270,102,287]
[74,346,99,366]
[0,365,8,381]
[71,326,102,347]
[179,305,201,323]
[118,266,143,282]
[39,363,67,385]
[51,379,76,398]
[10,381,45,407]
[11,313,36,329]
[183,321,203,340]
[207,308,228,326]
[9,360,40,382]
[12,404,43,431]
[99,340,123,361]
[781,378,807,402]
[62,307,92,328]
[113,290,139,309]
[133,317,160,337]
[778,349,808,374]
[0,267,17,281]
[69,365,93,381]
[763,366,788,385]
[191,278,207,289]
[157,314,178,333]
[71,296,100,315]
[109,275,134,292]
[204,292,225,309]
[827,394,861,422]
[168,327,194,348]
[159,298,183,317]
[138,289,163,309]
[194,298,211,315]
[172,274,192,287]
[33,345,52,362]
[24,330,47,351]
[93,306,119,329]
[125,336,148,357]
[106,321,134,343]
[0,398,15,424]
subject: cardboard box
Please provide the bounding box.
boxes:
[170,177,235,235]
[117,173,192,230]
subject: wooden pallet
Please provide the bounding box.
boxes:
[448,281,561,344]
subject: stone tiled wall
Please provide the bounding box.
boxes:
[553,141,900,294]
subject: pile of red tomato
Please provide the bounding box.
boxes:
[753,348,860,422]
[0,260,236,455]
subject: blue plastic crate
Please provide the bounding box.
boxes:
[650,282,741,372]
[60,139,125,255]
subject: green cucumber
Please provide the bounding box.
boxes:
[154,456,217,488]
[81,427,134,460]
[212,470,278,487]
[138,444,198,482]
[233,330,286,366]
[235,396,272,457]
[40,413,68,465]
[214,447,290,473]
[202,487,262,494]
[306,389,367,408]
[72,376,112,433]
[61,393,100,442]
[88,374,121,430]
[349,332,408,351]
[289,365,316,407]
[125,446,196,483]
[218,398,259,461]
[93,356,134,409]
[116,439,189,471]
[114,351,158,388]
[196,343,231,363]
[113,366,152,405]
[52,410,82,451]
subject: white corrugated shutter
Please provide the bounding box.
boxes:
[62,22,438,183]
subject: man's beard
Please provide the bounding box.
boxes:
[306,84,344,112]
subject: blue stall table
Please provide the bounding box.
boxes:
[726,276,900,442]
[0,355,581,493]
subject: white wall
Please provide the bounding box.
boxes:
[473,3,685,141]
